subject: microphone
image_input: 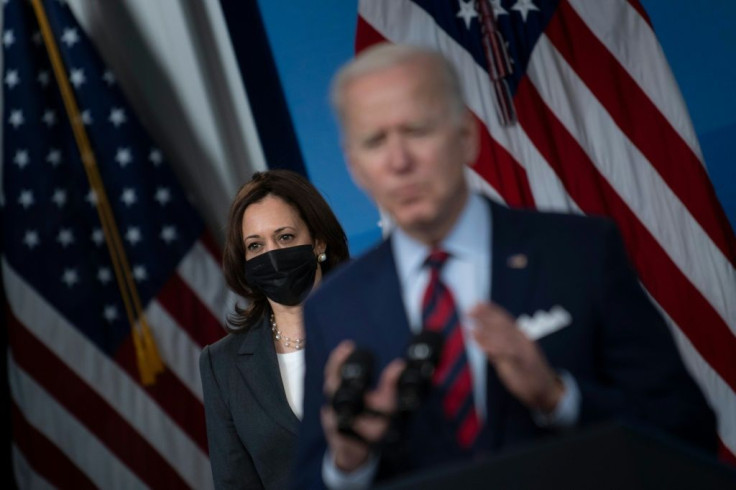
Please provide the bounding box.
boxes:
[332,348,374,435]
[396,330,443,414]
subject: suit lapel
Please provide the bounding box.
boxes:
[364,238,413,361]
[489,201,535,318]
[236,317,300,436]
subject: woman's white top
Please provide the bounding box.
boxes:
[276,350,305,419]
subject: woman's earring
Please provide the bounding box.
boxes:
[317,252,327,263]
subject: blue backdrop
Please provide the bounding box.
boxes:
[256,0,736,255]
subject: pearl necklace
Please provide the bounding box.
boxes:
[270,314,305,351]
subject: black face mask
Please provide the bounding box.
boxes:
[244,244,318,306]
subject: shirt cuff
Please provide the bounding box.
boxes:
[322,449,379,490]
[532,370,580,428]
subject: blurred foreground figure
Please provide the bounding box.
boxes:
[293,43,716,489]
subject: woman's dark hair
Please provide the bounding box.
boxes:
[222,170,349,332]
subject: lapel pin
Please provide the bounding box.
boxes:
[507,253,528,269]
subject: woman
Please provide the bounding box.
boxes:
[200,170,349,489]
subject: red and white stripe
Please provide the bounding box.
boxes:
[358,0,736,461]
[5,233,229,488]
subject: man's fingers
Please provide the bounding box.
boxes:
[348,359,404,441]
[323,358,404,447]
[470,302,536,366]
[470,303,514,353]
[369,359,406,409]
[321,405,374,471]
[468,301,493,319]
[324,340,355,397]
[320,405,337,434]
[469,301,514,328]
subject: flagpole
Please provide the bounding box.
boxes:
[30,0,163,385]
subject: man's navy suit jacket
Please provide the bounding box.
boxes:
[293,200,716,488]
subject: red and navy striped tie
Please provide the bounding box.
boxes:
[422,249,482,449]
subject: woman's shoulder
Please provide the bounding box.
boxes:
[202,316,270,360]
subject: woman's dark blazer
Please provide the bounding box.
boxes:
[200,315,300,489]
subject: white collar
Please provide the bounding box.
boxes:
[391,193,491,280]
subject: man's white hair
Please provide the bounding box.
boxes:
[330,43,467,126]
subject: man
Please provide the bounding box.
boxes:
[293,43,716,489]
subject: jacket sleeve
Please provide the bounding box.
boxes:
[576,221,717,453]
[200,344,264,490]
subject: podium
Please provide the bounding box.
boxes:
[376,423,735,490]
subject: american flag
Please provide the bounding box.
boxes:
[356,0,736,462]
[2,0,230,487]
